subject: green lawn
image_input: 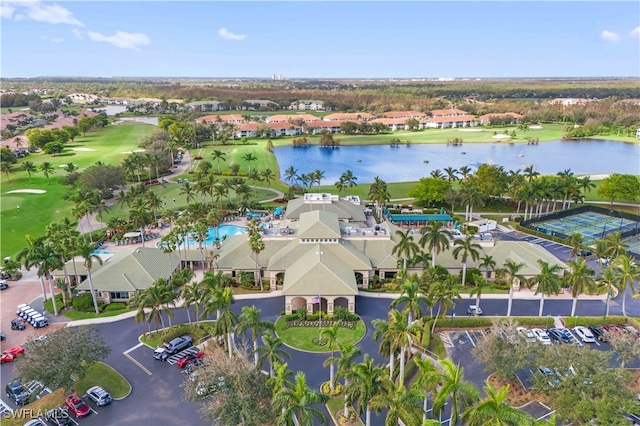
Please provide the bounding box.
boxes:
[63,308,133,321]
[275,317,366,353]
[326,396,365,426]
[73,362,131,399]
[1,123,155,259]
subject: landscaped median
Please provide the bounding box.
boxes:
[139,321,216,348]
[1,362,130,426]
[274,314,366,353]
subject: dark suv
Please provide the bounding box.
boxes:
[5,380,31,406]
[547,328,571,343]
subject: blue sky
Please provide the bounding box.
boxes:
[1,1,639,78]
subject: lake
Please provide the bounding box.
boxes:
[274,139,639,183]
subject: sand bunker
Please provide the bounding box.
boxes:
[71,148,96,152]
[529,125,543,129]
[7,189,47,194]
[122,149,146,154]
[492,134,511,139]
[458,128,482,132]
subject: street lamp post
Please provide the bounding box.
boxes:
[451,312,456,326]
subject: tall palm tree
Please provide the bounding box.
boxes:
[430,359,480,426]
[370,380,424,426]
[21,160,37,184]
[267,361,293,416]
[261,168,275,187]
[242,152,257,173]
[419,219,452,268]
[257,330,291,378]
[389,276,429,325]
[563,258,596,317]
[428,275,461,339]
[143,281,175,330]
[604,232,627,258]
[372,316,396,382]
[462,380,532,426]
[469,276,492,316]
[211,149,226,174]
[443,166,459,182]
[236,305,274,366]
[0,161,16,182]
[17,235,50,302]
[246,219,265,290]
[612,254,640,317]
[479,254,496,279]
[321,324,341,391]
[37,244,63,316]
[180,282,202,324]
[332,342,362,418]
[76,242,103,314]
[568,232,584,260]
[346,355,389,426]
[597,268,620,318]
[530,260,563,317]
[212,288,238,357]
[179,181,197,204]
[392,229,419,270]
[40,161,56,185]
[452,236,482,286]
[500,259,526,317]
[412,356,439,424]
[284,165,298,185]
[273,371,328,426]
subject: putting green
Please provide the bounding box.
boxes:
[274,317,366,353]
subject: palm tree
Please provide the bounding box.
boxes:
[370,380,424,426]
[469,276,492,316]
[563,258,596,317]
[17,235,50,302]
[179,181,197,204]
[180,282,202,324]
[242,152,257,173]
[284,165,298,185]
[211,288,238,357]
[211,149,226,174]
[37,244,63,316]
[430,359,480,426]
[346,355,389,426]
[40,161,56,185]
[273,371,328,426]
[479,254,496,279]
[257,330,291,378]
[428,275,461,339]
[368,176,390,218]
[76,242,103,314]
[246,219,265,290]
[321,324,341,391]
[261,168,275,187]
[452,236,482,286]
[392,229,419,270]
[443,166,459,182]
[604,232,627,258]
[462,380,532,426]
[144,280,175,328]
[372,316,396,382]
[236,305,274,366]
[412,356,439,424]
[419,219,452,268]
[500,259,526,317]
[0,161,16,182]
[333,342,362,418]
[597,268,620,318]
[612,254,640,317]
[267,362,293,416]
[313,169,326,188]
[568,232,584,260]
[341,170,358,189]
[21,161,37,184]
[389,276,429,325]
[530,260,563,317]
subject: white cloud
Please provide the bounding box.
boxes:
[87,30,151,51]
[72,28,83,40]
[600,30,620,42]
[218,28,246,41]
[630,27,640,39]
[2,1,84,26]
[40,34,63,43]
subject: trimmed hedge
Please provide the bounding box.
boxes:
[105,302,127,311]
[43,293,65,313]
[72,293,95,312]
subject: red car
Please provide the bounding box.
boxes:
[1,352,15,363]
[3,345,24,357]
[65,395,91,418]
[176,351,204,368]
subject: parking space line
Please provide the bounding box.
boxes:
[439,332,454,348]
[465,330,476,347]
[123,342,145,355]
[90,407,98,415]
[123,352,152,376]
[563,329,583,347]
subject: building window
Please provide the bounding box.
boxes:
[109,292,130,300]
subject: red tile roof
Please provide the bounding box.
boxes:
[430,108,468,117]
[424,115,477,123]
[303,120,342,128]
[323,112,375,121]
[265,114,316,123]
[478,112,523,120]
[200,114,245,123]
[382,111,424,119]
[371,118,408,125]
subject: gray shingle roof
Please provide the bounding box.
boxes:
[282,247,358,296]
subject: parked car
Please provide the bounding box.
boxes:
[532,328,552,345]
[547,328,571,343]
[11,318,25,330]
[0,280,8,290]
[86,386,112,406]
[574,326,596,343]
[1,352,15,363]
[181,358,204,373]
[162,336,193,354]
[588,325,607,341]
[538,366,560,387]
[176,351,204,368]
[153,347,169,361]
[5,380,31,406]
[622,325,640,338]
[467,305,483,316]
[23,420,46,426]
[65,395,90,418]
[516,327,536,343]
[44,407,72,426]
[4,345,25,357]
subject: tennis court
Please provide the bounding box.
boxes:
[522,206,640,247]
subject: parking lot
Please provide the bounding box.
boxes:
[444,324,640,393]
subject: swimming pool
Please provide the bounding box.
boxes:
[187,225,247,247]
[91,250,112,256]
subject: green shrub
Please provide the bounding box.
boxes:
[105,302,127,311]
[294,308,307,320]
[44,293,64,313]
[72,293,95,312]
[284,314,298,321]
